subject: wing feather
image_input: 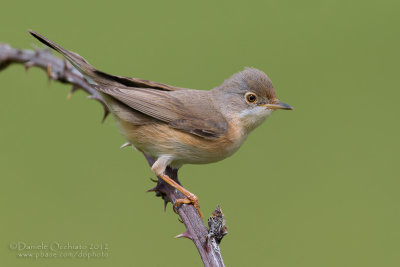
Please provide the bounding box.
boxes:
[96,86,228,139]
[28,31,227,139]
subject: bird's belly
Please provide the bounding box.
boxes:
[116,119,245,166]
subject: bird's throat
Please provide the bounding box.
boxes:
[237,107,273,134]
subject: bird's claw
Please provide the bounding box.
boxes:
[174,193,203,218]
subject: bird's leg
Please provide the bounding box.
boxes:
[152,156,203,218]
[158,174,203,218]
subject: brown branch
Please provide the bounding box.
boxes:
[144,156,226,267]
[0,43,227,267]
[0,43,109,121]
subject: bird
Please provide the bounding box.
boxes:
[29,30,293,218]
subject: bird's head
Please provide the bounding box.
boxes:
[213,68,293,133]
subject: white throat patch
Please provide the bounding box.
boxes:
[238,106,273,133]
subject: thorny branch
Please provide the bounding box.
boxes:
[0,43,109,121]
[0,43,227,267]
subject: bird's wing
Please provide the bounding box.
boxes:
[29,30,227,139]
[95,86,229,139]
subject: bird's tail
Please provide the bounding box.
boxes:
[29,30,98,84]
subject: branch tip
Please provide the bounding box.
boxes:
[207,205,228,245]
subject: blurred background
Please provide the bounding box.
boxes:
[1,0,399,266]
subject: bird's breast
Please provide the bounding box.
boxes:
[116,118,247,166]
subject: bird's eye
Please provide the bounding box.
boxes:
[245,93,257,103]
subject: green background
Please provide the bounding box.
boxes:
[1,0,399,266]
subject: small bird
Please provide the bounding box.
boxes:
[29,30,293,217]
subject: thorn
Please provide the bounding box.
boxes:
[101,108,110,123]
[88,95,110,123]
[24,61,34,72]
[147,178,160,192]
[146,177,160,191]
[164,200,168,212]
[146,186,157,193]
[173,204,179,215]
[174,231,192,240]
[120,142,131,149]
[63,58,69,72]
[67,85,80,99]
[47,64,52,78]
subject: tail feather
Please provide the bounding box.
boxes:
[29,30,97,81]
[29,30,184,91]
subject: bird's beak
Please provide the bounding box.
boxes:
[262,100,294,110]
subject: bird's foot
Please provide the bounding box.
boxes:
[158,173,203,218]
[174,193,203,218]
